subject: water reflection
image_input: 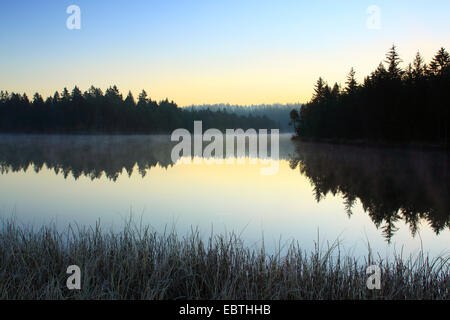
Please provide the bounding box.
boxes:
[0,134,448,243]
[0,135,176,181]
[0,134,294,181]
[289,142,450,242]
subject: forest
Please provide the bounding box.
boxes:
[0,87,277,134]
[187,103,300,132]
[290,46,450,146]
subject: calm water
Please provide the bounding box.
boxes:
[0,134,449,258]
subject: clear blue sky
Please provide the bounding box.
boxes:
[1,0,449,105]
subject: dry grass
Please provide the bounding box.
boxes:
[0,218,448,300]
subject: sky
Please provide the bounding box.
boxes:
[1,0,449,106]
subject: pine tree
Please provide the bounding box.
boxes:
[345,68,357,94]
[412,52,426,79]
[22,93,30,105]
[429,47,450,75]
[124,91,136,107]
[71,86,83,100]
[331,83,340,99]
[33,92,44,105]
[312,77,326,103]
[137,90,148,107]
[385,45,403,79]
[53,91,60,104]
[61,88,70,102]
[372,62,388,83]
[105,85,123,103]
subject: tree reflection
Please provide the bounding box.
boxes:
[0,135,176,182]
[289,142,450,242]
[0,134,294,181]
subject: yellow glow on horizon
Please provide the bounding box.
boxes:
[3,43,448,106]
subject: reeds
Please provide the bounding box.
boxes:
[0,218,448,300]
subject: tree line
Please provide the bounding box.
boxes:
[187,103,301,132]
[0,86,276,134]
[290,46,450,146]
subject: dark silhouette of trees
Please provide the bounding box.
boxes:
[385,44,403,79]
[124,91,136,108]
[290,46,450,146]
[0,86,277,134]
[345,68,357,95]
[187,103,300,132]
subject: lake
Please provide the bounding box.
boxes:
[0,134,448,259]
